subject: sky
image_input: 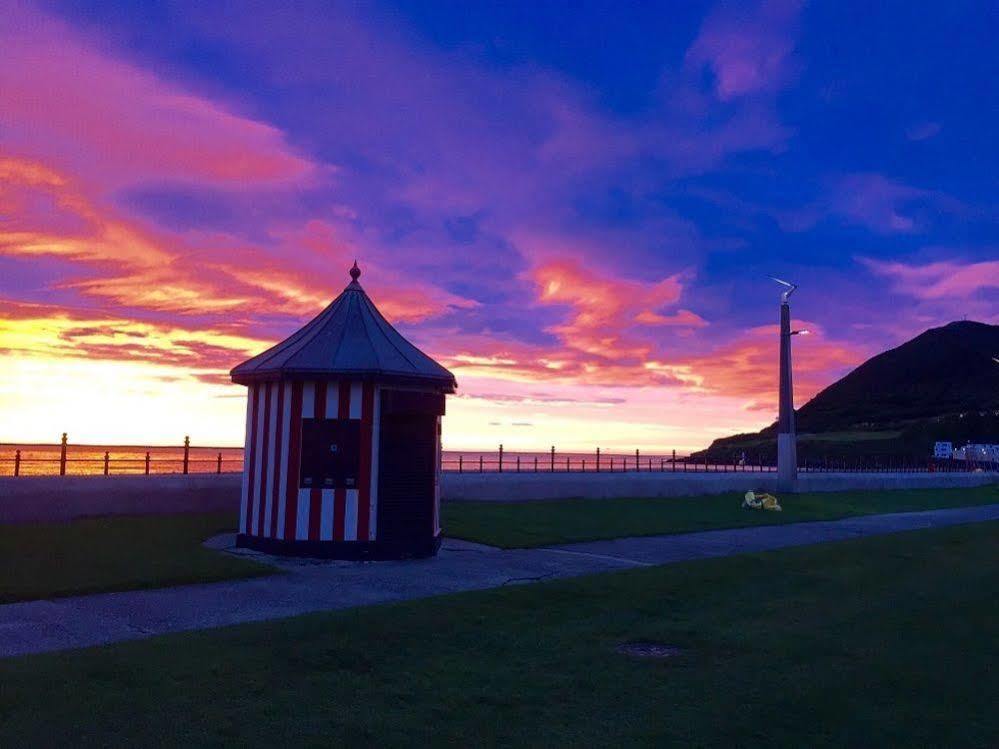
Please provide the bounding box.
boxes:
[1,0,997,451]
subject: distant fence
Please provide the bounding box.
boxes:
[1,436,992,478]
[439,445,991,474]
[446,447,747,474]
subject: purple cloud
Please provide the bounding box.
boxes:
[685,0,803,101]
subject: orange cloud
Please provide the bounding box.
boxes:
[0,158,475,322]
[0,300,268,373]
[432,317,862,422]
[635,309,709,327]
[532,259,705,359]
[0,157,255,313]
[676,323,866,413]
[219,219,480,322]
[432,329,688,390]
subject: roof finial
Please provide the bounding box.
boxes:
[349,260,361,282]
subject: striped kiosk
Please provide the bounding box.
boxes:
[230,262,456,559]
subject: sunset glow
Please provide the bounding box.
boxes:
[1,0,996,451]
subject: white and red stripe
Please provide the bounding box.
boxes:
[239,379,382,544]
[273,382,290,538]
[239,383,256,534]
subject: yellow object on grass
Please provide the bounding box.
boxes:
[742,490,782,511]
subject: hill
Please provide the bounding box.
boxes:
[694,321,999,464]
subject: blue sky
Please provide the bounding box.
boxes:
[1,0,996,447]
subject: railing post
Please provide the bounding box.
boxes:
[635,449,639,472]
[458,455,463,473]
[516,456,521,473]
[596,447,601,473]
[217,452,223,474]
[610,457,614,472]
[14,449,20,477]
[59,432,68,476]
[103,451,110,476]
[672,449,676,472]
[566,456,569,472]
[550,445,555,473]
[498,444,503,473]
[479,455,483,473]
[582,459,586,472]
[145,451,151,475]
[534,456,538,472]
[182,435,190,475]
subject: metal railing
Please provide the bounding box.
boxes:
[0,436,992,478]
[443,447,740,474]
[0,434,243,477]
[440,445,990,474]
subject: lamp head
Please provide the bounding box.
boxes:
[770,276,798,303]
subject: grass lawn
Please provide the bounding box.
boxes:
[442,484,999,547]
[1,521,996,747]
[0,512,273,603]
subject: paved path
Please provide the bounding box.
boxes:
[2,504,997,658]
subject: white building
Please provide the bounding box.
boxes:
[933,441,953,459]
[956,443,999,464]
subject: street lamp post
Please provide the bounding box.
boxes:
[772,278,806,489]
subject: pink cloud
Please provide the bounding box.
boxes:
[862,257,999,299]
[0,1,316,189]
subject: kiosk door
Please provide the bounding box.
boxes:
[376,390,443,551]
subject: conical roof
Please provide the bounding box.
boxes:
[231,262,456,392]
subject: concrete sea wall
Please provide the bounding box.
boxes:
[0,474,242,524]
[0,471,995,523]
